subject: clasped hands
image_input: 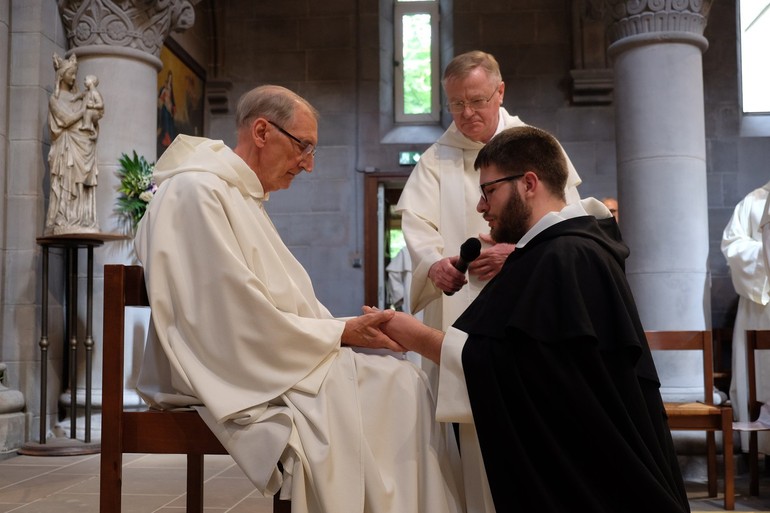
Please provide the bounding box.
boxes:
[428,234,514,295]
[342,306,443,363]
[341,235,512,358]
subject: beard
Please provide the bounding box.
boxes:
[491,189,531,244]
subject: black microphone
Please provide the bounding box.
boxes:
[445,237,482,296]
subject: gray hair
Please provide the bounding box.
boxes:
[235,85,319,130]
[442,50,502,86]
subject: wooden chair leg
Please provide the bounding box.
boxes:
[750,431,759,496]
[99,448,123,512]
[722,412,735,510]
[707,430,717,497]
[187,454,205,513]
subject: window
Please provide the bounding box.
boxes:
[739,1,770,113]
[394,0,440,123]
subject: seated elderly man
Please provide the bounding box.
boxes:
[134,85,464,513]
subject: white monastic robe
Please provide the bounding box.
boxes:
[395,108,582,335]
[722,181,770,453]
[394,108,584,513]
[134,135,465,513]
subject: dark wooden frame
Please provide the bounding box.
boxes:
[738,330,770,496]
[363,172,410,307]
[645,330,735,510]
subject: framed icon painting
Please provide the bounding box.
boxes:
[157,38,205,158]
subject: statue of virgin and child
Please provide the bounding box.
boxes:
[44,53,104,236]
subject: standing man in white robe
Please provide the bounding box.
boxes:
[722,180,770,456]
[134,85,464,513]
[394,50,584,513]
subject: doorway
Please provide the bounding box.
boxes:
[363,172,410,308]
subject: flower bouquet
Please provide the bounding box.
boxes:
[116,151,156,231]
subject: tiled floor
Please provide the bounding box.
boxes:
[688,476,770,512]
[0,450,767,512]
[0,452,273,512]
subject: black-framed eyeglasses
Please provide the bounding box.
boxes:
[479,174,524,203]
[267,120,316,160]
[446,88,499,114]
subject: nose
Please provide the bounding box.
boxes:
[476,195,487,213]
[299,155,314,173]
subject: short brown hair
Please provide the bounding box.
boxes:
[474,126,567,200]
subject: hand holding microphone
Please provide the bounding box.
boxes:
[444,237,481,296]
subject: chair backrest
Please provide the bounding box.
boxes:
[102,264,148,427]
[645,330,714,405]
[746,330,770,420]
[100,264,234,513]
[101,264,227,453]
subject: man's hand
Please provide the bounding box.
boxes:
[362,307,444,363]
[468,233,515,281]
[428,257,467,294]
[341,309,406,352]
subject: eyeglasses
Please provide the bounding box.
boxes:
[268,120,316,160]
[446,88,499,114]
[479,174,523,203]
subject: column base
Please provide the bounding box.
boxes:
[18,437,100,456]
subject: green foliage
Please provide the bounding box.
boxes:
[115,151,156,231]
[402,13,432,115]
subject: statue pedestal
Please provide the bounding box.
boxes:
[19,233,127,456]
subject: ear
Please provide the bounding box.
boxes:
[251,118,269,148]
[521,171,539,196]
[497,81,505,104]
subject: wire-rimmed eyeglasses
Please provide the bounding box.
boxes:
[267,120,316,160]
[479,174,524,203]
[446,88,499,114]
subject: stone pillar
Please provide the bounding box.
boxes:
[0,0,29,455]
[55,0,194,439]
[606,0,713,404]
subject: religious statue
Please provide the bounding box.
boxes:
[75,74,104,139]
[44,53,102,236]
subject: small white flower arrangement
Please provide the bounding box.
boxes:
[116,151,157,231]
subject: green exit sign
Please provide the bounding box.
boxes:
[399,151,421,166]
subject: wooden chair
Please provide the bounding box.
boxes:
[733,329,770,496]
[100,264,290,513]
[712,327,733,394]
[645,330,735,510]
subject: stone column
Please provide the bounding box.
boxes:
[55,0,194,439]
[606,0,713,403]
[0,0,29,452]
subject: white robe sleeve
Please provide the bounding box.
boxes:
[761,193,770,279]
[721,188,770,306]
[436,327,473,423]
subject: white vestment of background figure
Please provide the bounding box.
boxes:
[722,181,770,453]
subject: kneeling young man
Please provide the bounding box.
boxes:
[371,126,690,513]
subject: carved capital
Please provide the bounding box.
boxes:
[605,0,713,44]
[57,0,195,57]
